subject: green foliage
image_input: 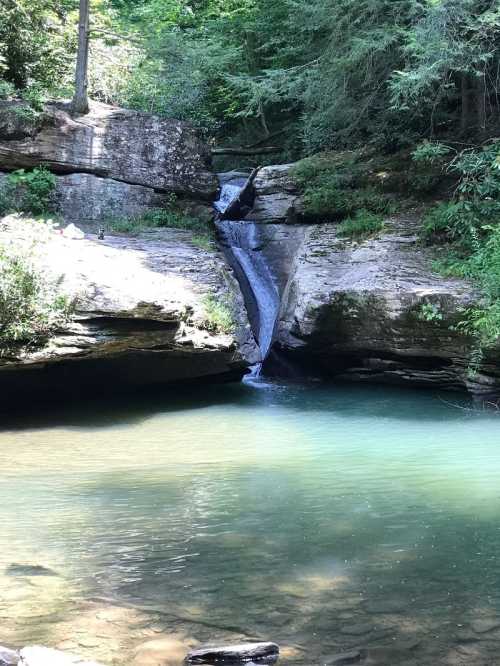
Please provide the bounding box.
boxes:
[423,141,500,348]
[0,79,15,99]
[201,294,235,334]
[337,210,384,239]
[418,302,443,323]
[107,205,215,248]
[422,142,500,250]
[2,0,500,156]
[1,167,56,216]
[0,238,72,350]
[292,152,393,220]
[0,0,76,93]
[412,141,453,165]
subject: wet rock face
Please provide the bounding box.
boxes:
[0,101,217,199]
[0,217,257,402]
[262,213,500,395]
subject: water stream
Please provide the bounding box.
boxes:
[215,176,280,372]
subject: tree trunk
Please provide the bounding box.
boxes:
[460,73,471,135]
[72,0,90,115]
[476,71,486,133]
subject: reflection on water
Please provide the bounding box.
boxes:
[1,381,500,665]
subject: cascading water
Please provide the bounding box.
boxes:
[214,176,280,375]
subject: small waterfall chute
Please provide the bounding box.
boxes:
[214,175,280,377]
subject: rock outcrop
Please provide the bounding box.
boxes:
[0,100,217,199]
[248,164,304,224]
[0,216,257,402]
[254,212,500,396]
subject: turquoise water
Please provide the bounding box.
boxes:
[1,381,500,665]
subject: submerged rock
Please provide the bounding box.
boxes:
[186,642,279,664]
[6,564,58,577]
[470,618,500,634]
[325,649,364,665]
[0,216,257,402]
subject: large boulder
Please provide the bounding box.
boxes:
[261,213,500,396]
[0,101,217,199]
[248,164,304,223]
[0,216,258,402]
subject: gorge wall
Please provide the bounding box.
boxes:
[1,98,499,399]
[245,165,500,398]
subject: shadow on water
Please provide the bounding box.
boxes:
[41,463,500,663]
[2,379,500,664]
[0,377,488,432]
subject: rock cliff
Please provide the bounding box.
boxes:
[0,216,257,402]
[271,213,500,395]
[240,163,500,396]
[0,101,217,199]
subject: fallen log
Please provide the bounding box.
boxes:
[219,167,260,220]
[211,147,280,156]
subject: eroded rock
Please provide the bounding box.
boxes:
[0,216,257,401]
[248,165,304,224]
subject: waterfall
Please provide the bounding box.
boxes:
[215,176,280,374]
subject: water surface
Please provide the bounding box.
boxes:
[1,381,500,665]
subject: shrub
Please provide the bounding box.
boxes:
[292,152,392,221]
[107,204,215,245]
[422,142,500,348]
[1,167,56,216]
[412,141,453,165]
[201,294,235,334]
[418,302,443,323]
[0,242,72,350]
[337,210,384,239]
[21,85,46,112]
[0,80,15,100]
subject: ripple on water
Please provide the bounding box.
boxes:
[0,382,499,664]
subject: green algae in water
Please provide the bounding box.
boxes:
[0,382,500,664]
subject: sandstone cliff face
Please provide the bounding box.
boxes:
[0,100,217,199]
[246,208,500,396]
[274,215,487,391]
[0,217,257,401]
